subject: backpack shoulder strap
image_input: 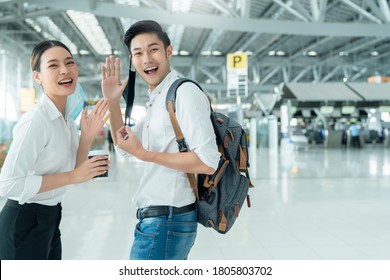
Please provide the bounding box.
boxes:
[166,78,201,152]
[165,78,203,200]
[166,78,202,112]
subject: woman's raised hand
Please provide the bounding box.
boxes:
[80,99,110,139]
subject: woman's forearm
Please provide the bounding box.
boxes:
[39,171,74,193]
[75,134,94,167]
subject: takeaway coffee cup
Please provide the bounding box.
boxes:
[88,150,109,178]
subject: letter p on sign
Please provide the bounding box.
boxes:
[228,53,247,69]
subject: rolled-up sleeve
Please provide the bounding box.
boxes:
[176,83,220,171]
[0,114,45,204]
[114,145,131,158]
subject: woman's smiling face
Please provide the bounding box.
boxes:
[33,46,79,100]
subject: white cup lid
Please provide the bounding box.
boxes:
[88,150,108,156]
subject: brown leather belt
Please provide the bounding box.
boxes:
[136,203,196,219]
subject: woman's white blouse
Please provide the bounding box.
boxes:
[0,94,78,205]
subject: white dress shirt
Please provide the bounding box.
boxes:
[0,94,78,205]
[117,71,220,208]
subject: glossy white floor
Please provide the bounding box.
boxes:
[0,146,389,260]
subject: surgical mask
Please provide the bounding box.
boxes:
[66,83,86,120]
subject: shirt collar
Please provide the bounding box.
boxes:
[39,94,64,121]
[148,70,179,98]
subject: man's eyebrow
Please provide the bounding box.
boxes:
[147,42,159,48]
[131,42,160,52]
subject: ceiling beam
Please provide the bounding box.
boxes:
[273,0,309,22]
[378,0,390,22]
[0,7,60,23]
[240,0,251,18]
[321,65,341,82]
[291,0,312,20]
[209,0,239,17]
[310,0,320,22]
[340,0,382,24]
[18,0,390,37]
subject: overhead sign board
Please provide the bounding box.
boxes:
[227,52,248,98]
[227,53,248,74]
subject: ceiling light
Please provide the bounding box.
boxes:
[179,50,190,56]
[171,0,192,12]
[114,0,141,5]
[25,19,41,32]
[212,50,221,56]
[339,51,348,56]
[307,50,317,56]
[341,106,355,114]
[34,16,78,54]
[276,50,286,56]
[268,50,276,56]
[67,10,112,55]
[371,51,379,56]
[79,50,90,55]
[41,31,52,40]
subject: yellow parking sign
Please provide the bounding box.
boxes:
[227,53,248,69]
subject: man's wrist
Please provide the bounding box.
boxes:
[138,149,153,162]
[107,99,121,107]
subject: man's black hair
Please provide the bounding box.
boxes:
[124,20,171,51]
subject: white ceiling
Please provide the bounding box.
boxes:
[1,0,390,106]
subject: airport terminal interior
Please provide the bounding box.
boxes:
[1,0,390,260]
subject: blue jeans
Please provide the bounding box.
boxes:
[130,209,197,260]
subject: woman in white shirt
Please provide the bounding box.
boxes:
[0,40,110,259]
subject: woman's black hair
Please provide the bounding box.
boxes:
[30,40,72,71]
[123,20,171,51]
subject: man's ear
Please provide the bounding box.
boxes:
[33,71,41,84]
[166,44,173,60]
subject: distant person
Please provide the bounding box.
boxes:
[341,129,348,148]
[0,40,110,260]
[107,128,114,152]
[101,20,220,260]
[349,123,361,148]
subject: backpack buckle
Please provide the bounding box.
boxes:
[177,139,188,152]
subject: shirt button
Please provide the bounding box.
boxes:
[146,125,149,128]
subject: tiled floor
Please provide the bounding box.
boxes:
[1,146,389,260]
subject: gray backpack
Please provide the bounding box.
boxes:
[166,78,254,234]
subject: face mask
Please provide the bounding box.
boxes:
[66,83,86,120]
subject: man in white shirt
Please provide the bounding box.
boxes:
[101,20,220,260]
